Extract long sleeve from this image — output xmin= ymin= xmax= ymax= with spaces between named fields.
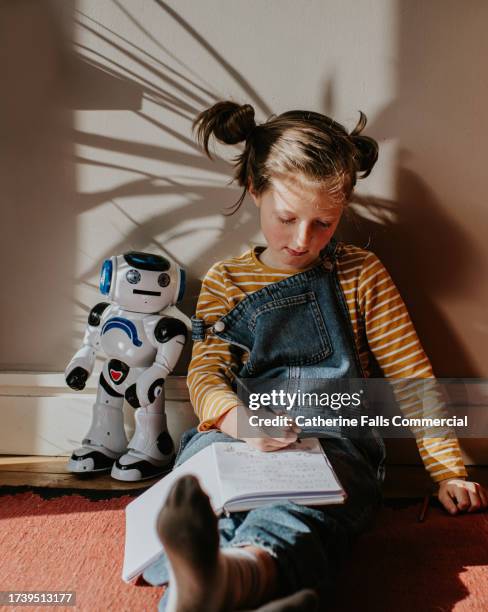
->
xmin=187 ymin=263 xmax=244 ymax=431
xmin=356 ymin=251 xmax=467 ymax=483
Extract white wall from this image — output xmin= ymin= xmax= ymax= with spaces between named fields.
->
xmin=1 ymin=0 xmax=487 ymax=379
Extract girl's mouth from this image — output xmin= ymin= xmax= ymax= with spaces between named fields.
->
xmin=285 ymin=247 xmax=308 ymax=257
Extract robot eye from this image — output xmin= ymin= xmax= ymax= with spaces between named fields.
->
xmin=126 ymin=269 xmax=141 ymax=284
xmin=158 ymin=273 xmax=170 ymax=287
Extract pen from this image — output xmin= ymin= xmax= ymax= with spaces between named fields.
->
xmin=417 ymin=494 xmax=430 ymax=522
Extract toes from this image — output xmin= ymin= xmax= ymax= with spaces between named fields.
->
xmin=168 ymin=474 xmax=198 ymax=505
xmin=167 ymin=474 xmax=210 ymax=507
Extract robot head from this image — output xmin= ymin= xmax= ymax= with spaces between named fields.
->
xmin=99 ymin=251 xmax=185 ymax=313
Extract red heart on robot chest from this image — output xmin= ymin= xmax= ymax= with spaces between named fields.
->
xmin=110 ymin=369 xmax=123 ymax=382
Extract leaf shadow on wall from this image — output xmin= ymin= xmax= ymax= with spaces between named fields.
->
xmin=69 ymin=2 xmax=269 ymax=370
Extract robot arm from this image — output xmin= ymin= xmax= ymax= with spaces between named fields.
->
xmin=65 ymin=302 xmax=110 ymax=390
xmin=135 ymin=317 xmax=188 ymax=407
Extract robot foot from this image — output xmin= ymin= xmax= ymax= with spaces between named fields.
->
xmin=67 ymin=447 xmax=117 ymax=474
xmin=111 ymin=451 xmax=175 ymax=482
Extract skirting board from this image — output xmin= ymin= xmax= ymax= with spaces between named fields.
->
xmin=0 ymin=372 xmax=198 ymax=456
xmin=0 ymin=372 xmax=486 ymax=464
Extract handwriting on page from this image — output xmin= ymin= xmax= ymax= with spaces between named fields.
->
xmin=216 ymin=441 xmax=339 ymax=500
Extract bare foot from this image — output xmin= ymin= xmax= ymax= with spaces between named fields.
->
xmin=157 ymin=475 xmax=223 ymax=612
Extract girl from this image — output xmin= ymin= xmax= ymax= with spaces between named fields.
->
xmin=143 ymin=102 xmax=488 ymax=612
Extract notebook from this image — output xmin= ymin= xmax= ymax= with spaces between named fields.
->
xmin=122 ymin=438 xmax=345 ymax=582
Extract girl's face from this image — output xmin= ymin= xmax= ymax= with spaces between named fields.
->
xmin=249 ymin=177 xmax=344 ymax=270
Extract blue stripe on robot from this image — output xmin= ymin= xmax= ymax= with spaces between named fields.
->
xmin=102 ymin=317 xmax=143 ymax=347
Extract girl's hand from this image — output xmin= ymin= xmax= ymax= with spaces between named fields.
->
xmin=438 ymin=479 xmax=488 ymax=515
xmin=242 ymin=422 xmax=301 ymax=452
xmin=216 ymin=406 xmax=301 ymax=452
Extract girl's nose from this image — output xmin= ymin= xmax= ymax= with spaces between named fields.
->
xmin=295 ymin=223 xmax=312 ymax=248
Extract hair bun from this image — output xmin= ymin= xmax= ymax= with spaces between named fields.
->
xmin=193 ymin=101 xmax=256 ymax=157
xmin=350 ymin=111 xmax=379 ymax=179
xmin=214 ymin=102 xmax=256 ymax=144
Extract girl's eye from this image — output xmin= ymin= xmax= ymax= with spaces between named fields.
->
xmin=279 ymin=218 xmax=295 ymax=225
xmin=316 ymin=220 xmax=331 ymax=228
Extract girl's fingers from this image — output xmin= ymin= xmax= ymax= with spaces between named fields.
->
xmin=245 ymin=438 xmax=276 ymax=452
xmin=451 ymin=486 xmax=470 ymax=512
xmin=260 ymin=432 xmax=298 ymax=450
xmin=274 ymin=429 xmax=298 ymax=443
xmin=478 ymin=485 xmax=488 ymax=508
xmin=457 ymin=482 xmax=482 ymax=513
xmin=467 ymin=483 xmax=482 ymax=512
xmin=263 ymin=440 xmax=294 ymax=451
xmin=244 ymin=423 xmax=300 ymax=451
xmin=439 ymin=489 xmax=458 ymax=515
xmin=439 ymin=481 xmax=488 ymax=514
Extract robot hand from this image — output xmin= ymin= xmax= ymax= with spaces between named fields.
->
xmin=135 ymin=363 xmax=169 ymax=408
xmin=66 ymin=367 xmax=89 ymax=391
xmin=65 ymin=345 xmax=97 ymax=391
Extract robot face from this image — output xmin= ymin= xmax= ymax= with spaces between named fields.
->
xmin=100 ymin=252 xmax=185 ymax=313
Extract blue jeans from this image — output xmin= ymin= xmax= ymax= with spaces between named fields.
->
xmin=143 ymin=427 xmax=385 ymax=610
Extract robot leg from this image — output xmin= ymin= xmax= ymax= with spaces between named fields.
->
xmin=111 ymin=392 xmax=174 ymax=481
xmin=68 ymin=375 xmax=128 ymax=474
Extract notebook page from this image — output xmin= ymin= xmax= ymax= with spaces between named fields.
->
xmin=225 ymin=493 xmax=346 ymax=513
xmin=215 ymin=439 xmax=343 ymax=504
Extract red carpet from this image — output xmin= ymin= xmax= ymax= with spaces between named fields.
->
xmin=331 ymin=501 xmax=488 ymax=612
xmin=0 ymin=491 xmax=163 ymax=611
xmin=0 ymin=492 xmax=487 ymax=611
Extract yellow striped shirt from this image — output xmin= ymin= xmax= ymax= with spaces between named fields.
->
xmin=187 ymin=243 xmax=467 ymax=483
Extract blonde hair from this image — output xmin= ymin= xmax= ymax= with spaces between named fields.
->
xmin=194 ymin=101 xmax=378 ymax=213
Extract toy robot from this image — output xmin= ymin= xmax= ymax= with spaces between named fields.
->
xmin=65 ymin=251 xmax=187 ymax=481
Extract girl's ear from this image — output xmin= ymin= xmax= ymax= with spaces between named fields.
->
xmin=248 ymin=182 xmax=260 ymax=208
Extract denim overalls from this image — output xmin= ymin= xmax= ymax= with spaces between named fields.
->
xmin=144 ymin=241 xmax=386 ymax=607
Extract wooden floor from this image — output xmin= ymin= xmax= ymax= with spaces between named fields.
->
xmin=0 ymin=456 xmax=148 ymax=491
xmin=1 ymin=456 xmax=487 ymax=497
